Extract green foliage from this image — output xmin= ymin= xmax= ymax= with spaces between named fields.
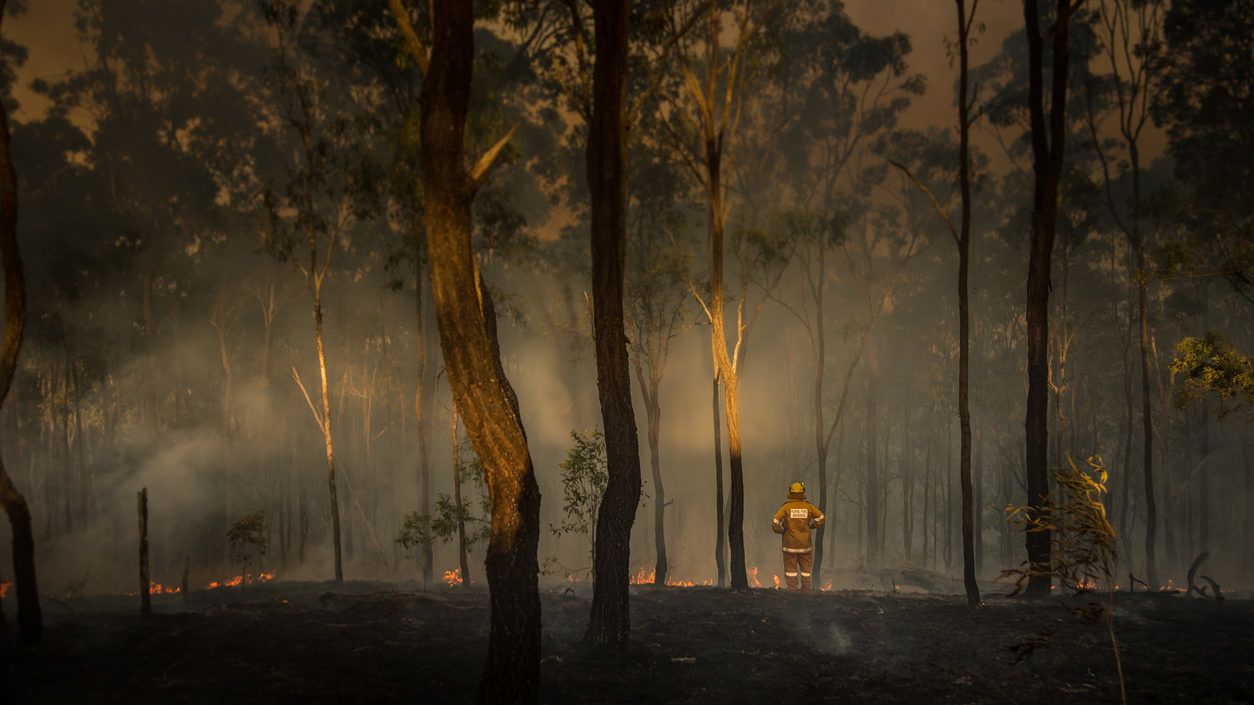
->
xmin=1171 ymin=333 xmax=1254 ymax=419
xmin=1002 ymin=456 xmax=1117 ymax=595
xmin=227 ymin=511 xmax=268 ymax=570
xmin=400 ymin=441 xmax=492 ymax=554
xmin=549 ymin=430 xmax=608 ymax=568
xmin=395 ymin=511 xmax=432 ymax=552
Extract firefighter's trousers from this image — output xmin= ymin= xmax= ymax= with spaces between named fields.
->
xmin=782 ymin=549 xmax=813 ymax=590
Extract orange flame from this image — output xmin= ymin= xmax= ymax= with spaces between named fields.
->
xmin=772 ymin=574 xmax=781 ymax=590
xmin=625 ymin=567 xmax=712 ymax=587
xmin=0 ymin=580 xmax=11 ymax=599
xmin=821 ymin=580 xmax=832 ymax=592
xmin=748 ymin=566 xmax=762 ymax=588
xmin=206 ymin=571 xmax=276 ymax=590
xmin=443 ymin=569 xmax=463 ymax=588
xmin=630 ymin=567 xmax=656 ymax=585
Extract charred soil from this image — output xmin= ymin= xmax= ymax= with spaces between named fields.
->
xmin=7 ymin=581 xmax=1252 ymax=704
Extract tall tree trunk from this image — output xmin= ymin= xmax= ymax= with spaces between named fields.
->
xmin=1135 ymin=251 xmax=1157 ymax=584
xmin=585 ymin=0 xmax=642 ymax=649
xmin=138 ymin=487 xmax=151 ymax=617
xmin=451 ymin=406 xmax=470 ymax=586
xmin=1022 ymin=0 xmax=1077 ymax=597
xmin=0 ymin=11 xmax=42 ymax=638
xmin=416 ymin=0 xmax=541 ymax=699
xmin=313 ymin=284 xmax=343 ymax=584
xmin=956 ymin=0 xmax=981 ymax=606
xmin=646 ymin=387 xmax=667 ymax=586
xmin=865 ymin=338 xmax=879 ymax=569
xmin=812 ymin=247 xmax=830 ymax=584
xmin=414 ymin=256 xmax=435 ymax=588
xmin=712 ymin=371 xmax=726 ymax=586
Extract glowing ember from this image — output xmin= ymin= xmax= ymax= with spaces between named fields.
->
xmin=0 ymin=580 xmax=11 ymax=599
xmin=443 ymin=569 xmax=463 ymax=588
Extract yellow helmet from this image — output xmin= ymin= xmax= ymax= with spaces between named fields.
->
xmin=789 ymin=482 xmax=805 ymax=495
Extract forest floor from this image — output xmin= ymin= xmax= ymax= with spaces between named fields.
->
xmin=6 ymin=576 xmax=1252 ymax=704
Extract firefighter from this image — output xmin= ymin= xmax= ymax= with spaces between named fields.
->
xmin=771 ymin=482 xmax=825 ymax=590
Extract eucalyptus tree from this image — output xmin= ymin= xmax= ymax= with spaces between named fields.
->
xmin=0 ymin=0 xmax=41 ymax=645
xmin=390 ymin=0 xmax=541 ymax=700
xmin=1020 ymin=0 xmax=1086 ymax=595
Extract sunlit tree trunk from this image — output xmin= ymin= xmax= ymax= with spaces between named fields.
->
xmin=0 ymin=2 xmax=42 ymax=640
xmin=403 ymin=0 xmax=541 ymax=698
xmin=310 ymin=264 xmax=343 ymax=584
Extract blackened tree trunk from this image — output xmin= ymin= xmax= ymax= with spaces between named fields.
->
xmin=1022 ymin=0 xmax=1078 ymax=597
xmin=585 ymin=0 xmax=642 ymax=651
xmin=402 ymin=0 xmax=541 ymax=700
xmin=138 ymin=487 xmax=151 ymax=617
xmin=0 ymin=8 xmax=42 ymax=638
xmin=415 ymin=256 xmax=435 ymax=588
xmin=956 ymin=0 xmax=981 ymax=607
xmin=451 ymin=406 xmax=470 ymax=586
xmin=712 ymin=372 xmax=726 ymax=586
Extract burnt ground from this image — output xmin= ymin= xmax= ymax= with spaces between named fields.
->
xmin=5 ymin=579 xmax=1252 ymax=704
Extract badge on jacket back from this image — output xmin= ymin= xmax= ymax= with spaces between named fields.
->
xmin=790 ymin=508 xmax=808 ymax=519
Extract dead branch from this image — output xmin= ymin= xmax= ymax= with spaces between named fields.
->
xmin=1186 ymin=550 xmax=1209 ymax=598
xmin=1200 ymin=576 xmax=1225 ymax=603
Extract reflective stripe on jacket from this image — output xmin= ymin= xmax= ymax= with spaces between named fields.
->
xmin=771 ymin=497 xmax=824 ymax=552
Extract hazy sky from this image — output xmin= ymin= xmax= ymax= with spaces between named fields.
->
xmin=7 ymin=1 xmax=1018 ymax=122
xmin=6 ymin=1 xmax=1164 ymax=168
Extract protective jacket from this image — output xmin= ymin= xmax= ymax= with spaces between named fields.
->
xmin=771 ymin=493 xmax=825 ymax=553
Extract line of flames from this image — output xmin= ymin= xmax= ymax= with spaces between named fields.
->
xmin=122 ymin=571 xmax=276 ymax=596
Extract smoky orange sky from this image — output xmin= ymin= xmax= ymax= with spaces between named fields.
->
xmin=6 ymin=0 xmax=1164 ymax=166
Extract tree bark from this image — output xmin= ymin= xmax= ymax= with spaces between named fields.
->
xmin=451 ymin=405 xmax=470 ymax=586
xmin=956 ymin=0 xmax=981 ymax=607
xmin=415 ymin=255 xmax=435 ymax=589
xmin=419 ymin=1 xmax=541 ymax=700
xmin=585 ymin=0 xmax=642 ymax=650
xmin=0 ymin=13 xmax=42 ymax=638
xmin=712 ymin=372 xmax=726 ymax=587
xmin=138 ymin=487 xmax=151 ymax=617
xmin=1022 ymin=0 xmax=1077 ymax=597
xmin=313 ymin=284 xmax=344 ymax=584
